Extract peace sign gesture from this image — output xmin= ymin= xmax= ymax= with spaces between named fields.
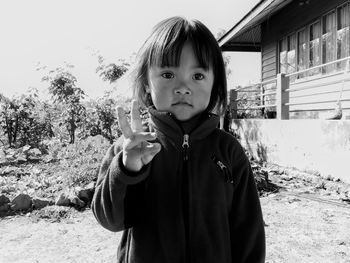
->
xmin=117 ymin=100 xmax=161 ymax=172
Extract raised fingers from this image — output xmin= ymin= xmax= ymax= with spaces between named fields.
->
xmin=131 ymin=100 xmax=143 ymax=132
xmin=117 ymin=106 xmax=133 ymax=138
xmin=123 ymin=132 xmax=157 ymax=150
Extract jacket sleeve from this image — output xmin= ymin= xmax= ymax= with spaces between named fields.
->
xmin=91 ymin=136 xmax=151 ymax=232
xmin=230 ymin=144 xmax=266 ymax=263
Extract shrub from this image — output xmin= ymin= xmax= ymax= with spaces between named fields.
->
xmin=50 ymin=135 xmax=111 ymax=187
xmin=0 ymin=92 xmax=54 ymax=148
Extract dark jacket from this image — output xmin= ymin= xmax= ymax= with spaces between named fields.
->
xmin=92 ymin=108 xmax=265 ymax=263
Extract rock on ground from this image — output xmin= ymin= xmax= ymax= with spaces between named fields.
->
xmin=11 ymin=194 xmax=32 ymax=211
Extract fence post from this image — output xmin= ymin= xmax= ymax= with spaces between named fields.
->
xmin=260 ymin=83 xmax=265 ymax=110
xmin=229 ymin=89 xmax=238 ymax=119
xmin=276 ymin=73 xmax=290 ymax=120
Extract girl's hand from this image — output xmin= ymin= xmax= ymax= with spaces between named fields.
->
xmin=117 ymin=100 xmax=161 ymax=172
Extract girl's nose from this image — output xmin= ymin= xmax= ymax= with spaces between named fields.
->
xmin=174 ymin=82 xmax=191 ymax=95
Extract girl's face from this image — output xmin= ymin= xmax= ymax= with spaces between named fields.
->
xmin=146 ymin=42 xmax=214 ymax=121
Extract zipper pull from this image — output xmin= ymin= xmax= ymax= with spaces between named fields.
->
xmin=211 ymin=155 xmax=233 ymax=183
xmin=182 ymin=134 xmax=189 ymax=161
xmin=216 ymin=160 xmax=226 ymax=170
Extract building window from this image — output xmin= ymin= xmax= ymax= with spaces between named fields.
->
xmin=337 ymin=3 xmax=350 ymax=70
xmin=287 ymin=34 xmax=296 ymax=78
xmin=322 ymin=11 xmax=336 ymax=73
xmin=279 ymin=38 xmax=288 ymax=74
xmin=309 ymin=20 xmax=321 ymax=76
xmin=297 ymin=28 xmax=307 ymax=78
xmin=279 ymin=34 xmax=296 ymax=78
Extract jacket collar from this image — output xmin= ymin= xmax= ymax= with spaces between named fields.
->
xmin=148 ymin=107 xmax=220 ymax=146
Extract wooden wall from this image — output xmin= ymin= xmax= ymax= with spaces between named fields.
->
xmin=288 ymin=72 xmax=350 ymax=119
xmin=261 ymin=42 xmax=276 ymax=81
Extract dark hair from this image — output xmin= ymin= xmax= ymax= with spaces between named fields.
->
xmin=131 ymin=16 xmax=227 ymax=115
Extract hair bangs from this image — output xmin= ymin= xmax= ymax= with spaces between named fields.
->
xmin=147 ymin=17 xmax=213 ymax=69
xmin=190 ymin=37 xmax=213 ymax=70
xmin=148 ymin=39 xmax=186 ymax=68
xmin=147 ymin=36 xmax=213 ymax=70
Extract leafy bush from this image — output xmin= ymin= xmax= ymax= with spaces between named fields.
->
xmin=95 ymin=55 xmax=129 ymax=84
xmin=0 ymin=92 xmax=54 ymax=148
xmin=0 ymin=135 xmax=111 ymax=202
xmin=50 ymin=135 xmax=111 ymax=187
xmin=46 ymin=71 xmax=86 ymax=144
xmin=236 ymin=86 xmax=264 ymax=119
xmin=84 ymin=94 xmax=119 ymax=144
xmin=97 ymin=63 xmax=129 ymax=83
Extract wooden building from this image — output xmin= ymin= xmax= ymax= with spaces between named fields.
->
xmin=219 ymin=0 xmax=350 ymax=119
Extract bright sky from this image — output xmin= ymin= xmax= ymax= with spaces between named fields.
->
xmin=0 ymin=0 xmax=261 ymax=100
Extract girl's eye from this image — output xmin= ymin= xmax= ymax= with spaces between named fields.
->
xmin=193 ymin=73 xmax=205 ymax=80
xmin=161 ymin=72 xmax=174 ymax=79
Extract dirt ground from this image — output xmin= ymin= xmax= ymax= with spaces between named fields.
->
xmin=1 ymin=170 xmax=350 ymax=263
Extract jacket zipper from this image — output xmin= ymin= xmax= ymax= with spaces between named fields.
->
xmin=182 ymin=134 xmax=189 ymax=161
xmin=182 ymin=133 xmax=190 ymax=262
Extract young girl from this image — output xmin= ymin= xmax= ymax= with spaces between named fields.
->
xmin=92 ymin=16 xmax=265 ymax=263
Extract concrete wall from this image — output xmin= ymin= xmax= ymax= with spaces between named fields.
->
xmin=232 ymin=119 xmax=350 ymax=183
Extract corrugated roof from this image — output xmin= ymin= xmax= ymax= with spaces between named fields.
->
xmin=219 ymin=0 xmax=293 ymax=52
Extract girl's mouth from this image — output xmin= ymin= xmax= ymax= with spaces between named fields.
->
xmin=172 ymin=101 xmax=192 ymax=107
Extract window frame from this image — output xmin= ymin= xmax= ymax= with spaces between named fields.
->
xmin=296 ymin=27 xmax=308 ymax=79
xmin=336 ymin=2 xmax=350 ymax=69
xmin=278 ymin=32 xmax=297 ymax=75
xmin=321 ymin=10 xmax=337 ymax=73
xmin=308 ymin=19 xmax=321 ymax=76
